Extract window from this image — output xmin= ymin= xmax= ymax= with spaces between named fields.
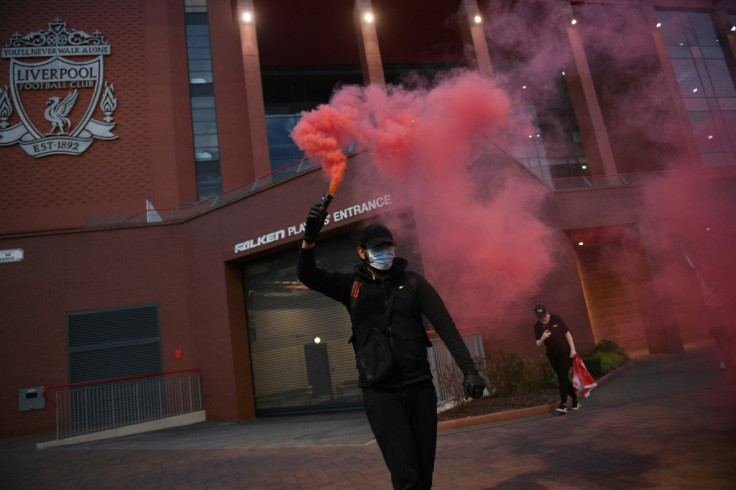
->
xmin=657 ymin=10 xmax=736 ymax=167
xmin=185 ymin=3 xmax=222 ymax=199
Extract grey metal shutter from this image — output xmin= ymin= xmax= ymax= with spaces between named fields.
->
xmin=243 ymin=234 xmax=362 ymax=415
xmin=67 ymin=304 xmax=162 ymax=383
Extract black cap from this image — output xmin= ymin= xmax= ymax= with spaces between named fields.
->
xmin=534 ymin=304 xmax=547 ymax=319
xmin=359 ymin=224 xmax=395 ymax=249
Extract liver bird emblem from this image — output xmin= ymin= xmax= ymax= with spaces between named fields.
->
xmin=44 ymin=90 xmax=78 ymax=135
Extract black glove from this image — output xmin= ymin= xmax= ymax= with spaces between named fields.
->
xmin=303 ymin=203 xmax=326 ymax=244
xmin=463 ymin=371 xmax=485 ymax=400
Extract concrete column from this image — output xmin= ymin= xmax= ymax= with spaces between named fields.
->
xmin=457 ymin=0 xmax=494 ymax=79
xmin=564 ymin=23 xmax=619 ymax=185
xmin=235 ymin=0 xmax=271 ymax=178
xmin=635 ymin=220 xmax=684 ymax=354
xmin=354 ymin=0 xmax=385 ymax=86
xmin=458 ymin=0 xmax=512 ymax=157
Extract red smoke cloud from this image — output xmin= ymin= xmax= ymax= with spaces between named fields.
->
xmin=643 ymin=168 xmax=736 ymax=317
xmin=292 ymin=71 xmax=558 ymax=321
xmin=290 ymin=103 xmax=358 ymax=194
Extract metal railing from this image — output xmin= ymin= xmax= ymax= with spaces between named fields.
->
xmin=41 ymin=369 xmax=202 ymax=441
xmin=428 ymin=328 xmax=485 ymax=404
xmin=83 ymin=142 xmax=736 ymax=229
xmin=83 ymin=156 xmax=322 ymax=229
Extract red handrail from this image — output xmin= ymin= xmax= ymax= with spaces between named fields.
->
xmin=41 ymin=368 xmax=201 ymax=406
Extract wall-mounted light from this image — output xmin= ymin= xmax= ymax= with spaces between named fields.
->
xmin=571 ymin=19 xmax=577 ymax=26
xmin=656 ymin=22 xmax=662 ymax=28
xmin=241 ymin=11 xmax=253 ymax=23
xmin=314 ymin=336 xmax=321 ymax=344
xmin=474 ymin=15 xmax=482 ymax=24
xmin=363 ymin=11 xmax=374 ymax=24
xmin=578 ymin=241 xmax=584 ymax=246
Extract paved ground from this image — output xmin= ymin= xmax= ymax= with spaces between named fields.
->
xmin=1 ymin=346 xmax=735 ymax=489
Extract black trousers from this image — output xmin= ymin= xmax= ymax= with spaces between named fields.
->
xmin=362 ymin=379 xmax=437 ymax=490
xmin=549 ymin=354 xmax=578 ymax=405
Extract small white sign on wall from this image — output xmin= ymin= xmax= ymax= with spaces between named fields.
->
xmin=0 ymin=248 xmax=24 ymax=263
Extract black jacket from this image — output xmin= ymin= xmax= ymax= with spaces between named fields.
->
xmin=298 ymin=246 xmax=477 ymax=388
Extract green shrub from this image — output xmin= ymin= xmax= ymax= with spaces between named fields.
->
xmin=580 ymin=354 xmax=603 ymax=378
xmin=590 ymin=339 xmax=624 ymax=354
xmin=485 ymin=350 xmax=554 ymax=395
xmin=582 ymin=339 xmax=629 ymax=378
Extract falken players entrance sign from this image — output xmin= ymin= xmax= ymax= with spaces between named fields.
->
xmin=0 ymin=18 xmax=118 ymax=157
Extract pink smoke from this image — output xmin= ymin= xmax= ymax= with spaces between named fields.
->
xmin=292 ymin=71 xmax=558 ymax=321
xmin=643 ymin=168 xmax=736 ymax=314
xmin=290 ymin=103 xmax=358 ymax=194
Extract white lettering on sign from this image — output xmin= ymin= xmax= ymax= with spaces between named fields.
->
xmin=233 ymin=194 xmax=392 ymax=254
xmin=233 ymin=229 xmax=286 ymax=253
xmin=0 ymin=19 xmax=117 ymax=158
xmin=332 ymin=194 xmax=392 ymax=222
xmin=0 ymin=248 xmax=24 ymax=263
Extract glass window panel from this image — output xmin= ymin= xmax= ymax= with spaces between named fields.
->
xmin=188 ymin=59 xmax=212 ymax=72
xmin=185 ymin=12 xmax=208 ymax=24
xmin=659 ymin=9 xmax=735 ymax=168
xmin=187 ymin=48 xmax=211 ymax=60
xmin=683 ymin=14 xmax=699 ymax=45
xmin=194 ymin=134 xmax=219 ymax=148
xmin=684 ymin=98 xmax=710 ymax=111
xmin=657 ymin=11 xmax=686 ymax=45
xmin=189 ymin=72 xmax=213 ymax=84
xmin=186 ymin=24 xmax=209 ymax=36
xmin=700 ymin=47 xmax=724 ymax=59
xmin=718 ymin=98 xmax=736 ymax=110
xmin=197 ymin=178 xmax=222 ymax=201
xmin=266 ymin=114 xmax=300 ymax=144
xmin=184 ymin=0 xmax=207 ymax=14
xmin=192 ymin=108 xmax=216 ymax=121
xmin=667 ymin=46 xmax=691 ymax=59
xmin=195 ymin=147 xmax=219 ymax=161
xmin=690 ymin=12 xmax=718 ymax=46
xmin=186 ymin=35 xmax=210 ymax=48
xmin=706 ymin=60 xmax=736 ymax=97
xmin=694 ymin=59 xmax=715 ymax=97
xmin=193 ymin=121 xmax=218 ymax=135
xmin=191 ymin=96 xmax=215 ymax=109
xmin=688 ymin=112 xmax=720 ymax=152
xmin=671 ymin=58 xmax=703 ymax=97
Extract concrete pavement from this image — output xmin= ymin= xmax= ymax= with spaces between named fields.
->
xmin=1 ymin=345 xmax=735 ymax=489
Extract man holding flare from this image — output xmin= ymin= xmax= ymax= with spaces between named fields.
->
xmin=297 ymin=195 xmax=486 ymax=490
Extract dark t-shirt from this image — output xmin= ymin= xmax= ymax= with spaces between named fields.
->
xmin=534 ymin=313 xmax=570 ymax=358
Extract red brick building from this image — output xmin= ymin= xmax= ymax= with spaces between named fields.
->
xmin=1 ymin=0 xmax=734 ymax=438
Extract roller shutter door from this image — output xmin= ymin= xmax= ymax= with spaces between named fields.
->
xmin=244 ymin=235 xmax=362 ymax=415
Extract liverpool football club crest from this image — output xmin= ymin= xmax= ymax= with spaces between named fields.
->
xmin=0 ymin=18 xmax=118 ymax=157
